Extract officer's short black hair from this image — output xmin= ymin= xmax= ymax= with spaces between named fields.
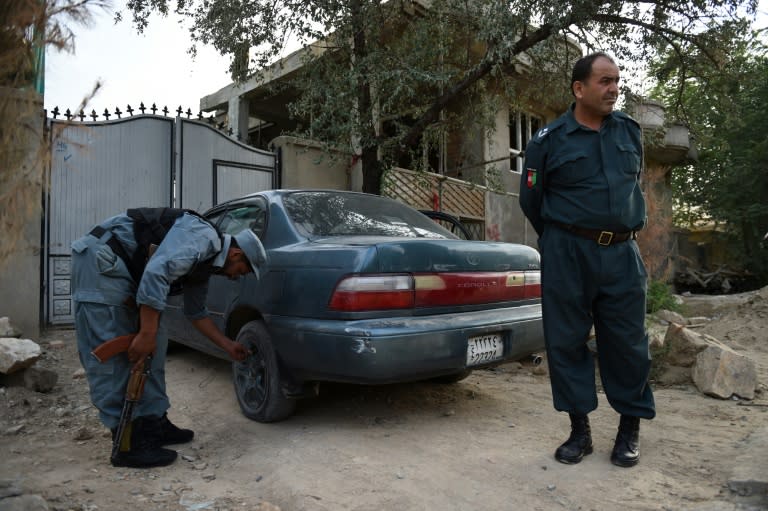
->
xmin=570 ymin=52 xmax=615 ymax=96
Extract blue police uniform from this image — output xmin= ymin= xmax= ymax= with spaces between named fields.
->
xmin=519 ymin=105 xmax=655 ymax=420
xmin=71 ymin=213 xmax=230 ymax=429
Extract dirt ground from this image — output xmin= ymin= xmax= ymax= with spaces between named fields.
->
xmin=2 ymin=290 xmax=767 ymax=511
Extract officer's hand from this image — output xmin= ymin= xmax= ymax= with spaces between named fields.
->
xmin=226 ymin=340 xmax=250 ymax=362
xmin=128 ymin=331 xmax=157 ymax=366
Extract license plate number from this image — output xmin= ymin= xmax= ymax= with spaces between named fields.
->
xmin=466 ymin=334 xmax=503 ymax=366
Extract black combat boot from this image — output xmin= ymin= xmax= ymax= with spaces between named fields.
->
xmin=155 ymin=413 xmax=194 ymax=445
xmin=555 ymin=413 xmax=593 ymax=464
xmin=610 ymin=415 xmax=640 ymax=467
xmin=110 ymin=416 xmax=178 ymax=468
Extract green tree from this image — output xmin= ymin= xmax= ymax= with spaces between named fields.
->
xmin=123 ymin=0 xmax=760 ymax=195
xmin=650 ymin=30 xmax=768 ymax=283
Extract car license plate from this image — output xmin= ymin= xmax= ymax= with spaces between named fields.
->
xmin=466 ymin=334 xmax=503 ymax=366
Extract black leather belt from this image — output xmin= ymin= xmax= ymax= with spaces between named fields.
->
xmin=554 ymin=222 xmax=637 ymax=246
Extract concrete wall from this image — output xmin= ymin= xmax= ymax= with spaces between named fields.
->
xmin=270 ymin=136 xmax=352 ymax=190
xmin=0 ymin=89 xmax=43 ymax=338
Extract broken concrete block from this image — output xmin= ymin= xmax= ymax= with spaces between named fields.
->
xmin=692 ymin=344 xmax=758 ymax=399
xmin=0 ymin=338 xmax=41 ymax=374
xmin=662 ymin=324 xmax=712 ymax=367
xmin=655 ymin=309 xmax=687 ymax=325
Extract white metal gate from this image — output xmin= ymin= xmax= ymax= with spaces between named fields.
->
xmin=45 ymin=115 xmax=276 ymax=325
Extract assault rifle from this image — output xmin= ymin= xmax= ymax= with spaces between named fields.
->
xmin=91 ymin=334 xmax=150 ymax=464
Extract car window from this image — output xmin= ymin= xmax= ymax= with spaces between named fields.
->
xmin=282 ymin=191 xmax=457 ymax=239
xmin=217 ymin=200 xmax=268 ymax=238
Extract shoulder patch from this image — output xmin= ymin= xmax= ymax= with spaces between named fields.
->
xmin=532 ymin=117 xmax=566 ymax=143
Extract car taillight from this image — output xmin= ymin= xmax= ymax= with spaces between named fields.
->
xmin=329 ymin=275 xmax=414 ymax=311
xmin=329 ymin=271 xmax=541 ymax=311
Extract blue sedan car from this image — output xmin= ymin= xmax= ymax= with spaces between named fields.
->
xmin=165 ymin=190 xmax=544 ymax=422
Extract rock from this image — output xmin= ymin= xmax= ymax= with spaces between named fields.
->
xmin=692 ymin=345 xmax=758 ymax=399
xmin=0 ymin=338 xmax=41 ymax=374
xmin=662 ymin=324 xmax=712 ymax=367
xmin=727 ymin=425 xmax=768 ymax=498
xmin=46 ymin=340 xmax=65 ymax=350
xmin=648 ymin=324 xmax=667 ymax=351
xmin=679 ymin=290 xmax=759 ymax=317
xmin=0 ymin=479 xmax=22 ymax=499
xmin=72 ymin=368 xmax=85 ymax=379
xmin=0 ymin=317 xmax=20 ymax=337
xmin=0 ymin=494 xmax=49 ymax=511
xmin=23 ymin=366 xmax=58 ymax=393
xmin=73 ymin=427 xmax=94 ymax=441
xmin=5 ymin=424 xmax=24 ymax=435
xmin=655 ymin=309 xmax=687 ymax=325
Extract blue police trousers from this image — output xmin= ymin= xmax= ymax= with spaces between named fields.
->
xmin=540 ymin=226 xmax=655 ymax=419
xmin=71 ymin=232 xmax=170 ymax=429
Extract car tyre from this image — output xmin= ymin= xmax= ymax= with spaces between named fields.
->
xmin=232 ymin=320 xmax=296 ymax=422
xmin=430 ymin=369 xmax=473 ymax=383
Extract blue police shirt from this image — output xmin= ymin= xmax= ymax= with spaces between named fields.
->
xmin=519 ymin=104 xmax=646 ymax=236
xmin=94 ymin=212 xmax=228 ymax=319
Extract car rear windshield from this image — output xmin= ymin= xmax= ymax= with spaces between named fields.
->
xmin=282 ymin=191 xmax=457 ymax=239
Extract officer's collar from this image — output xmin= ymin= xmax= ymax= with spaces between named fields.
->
xmin=566 ymin=103 xmax=618 ymax=133
xmin=211 ymin=234 xmax=232 ymax=269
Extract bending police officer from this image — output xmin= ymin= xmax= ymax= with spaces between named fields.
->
xmin=71 ymin=208 xmax=266 ymax=468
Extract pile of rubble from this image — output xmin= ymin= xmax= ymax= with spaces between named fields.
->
xmin=648 ymin=287 xmax=765 ymax=400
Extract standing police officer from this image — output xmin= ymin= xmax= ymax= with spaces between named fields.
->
xmin=519 ymin=52 xmax=655 ymax=467
xmin=72 ymin=208 xmax=266 ymax=468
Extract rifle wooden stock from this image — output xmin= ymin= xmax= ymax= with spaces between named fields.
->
xmin=91 ymin=334 xmax=136 ymax=363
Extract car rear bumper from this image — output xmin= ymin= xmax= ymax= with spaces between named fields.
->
xmin=265 ymin=304 xmax=544 ymax=384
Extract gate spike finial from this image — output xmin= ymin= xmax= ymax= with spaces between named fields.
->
xmin=64 ymin=109 xmax=72 ymax=120
xmin=103 ymin=108 xmax=111 ymax=120
xmin=186 ymin=108 xmax=193 ymax=118
xmin=90 ymin=109 xmax=98 ymax=121
xmin=126 ymin=104 xmax=134 ymax=116
xmin=78 ymin=110 xmax=86 ymax=121
xmin=197 ymin=111 xmax=203 ymax=120
xmin=52 ymin=106 xmax=60 ymax=119
xmin=162 ymin=106 xmax=169 ymax=116
xmin=176 ymin=106 xmax=183 ymax=116
xmin=151 ymin=103 xmax=157 ymax=114
xmin=139 ymin=102 xmax=146 ymax=114
xmin=115 ymin=107 xmax=122 ymax=118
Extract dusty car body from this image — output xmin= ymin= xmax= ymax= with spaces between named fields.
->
xmin=164 ymin=190 xmax=544 ymax=422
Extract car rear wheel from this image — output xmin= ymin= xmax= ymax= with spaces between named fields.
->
xmin=232 ymin=320 xmax=296 ymax=422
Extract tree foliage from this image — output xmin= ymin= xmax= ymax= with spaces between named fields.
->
xmin=122 ymin=0 xmax=760 ymax=194
xmin=650 ymin=30 xmax=768 ymax=282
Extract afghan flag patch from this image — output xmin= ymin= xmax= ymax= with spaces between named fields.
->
xmin=526 ymin=168 xmax=537 ymax=189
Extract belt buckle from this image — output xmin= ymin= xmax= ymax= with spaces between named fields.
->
xmin=598 ymin=231 xmax=614 ymax=246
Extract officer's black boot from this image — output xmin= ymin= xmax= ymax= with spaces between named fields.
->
xmin=610 ymin=415 xmax=640 ymax=467
xmin=110 ymin=416 xmax=178 ymax=468
xmin=554 ymin=413 xmax=593 ymax=464
xmin=154 ymin=413 xmax=194 ymax=445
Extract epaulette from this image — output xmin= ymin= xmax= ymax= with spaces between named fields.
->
xmin=614 ymin=110 xmax=640 ymax=128
xmin=531 ymin=117 xmax=566 ymax=144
